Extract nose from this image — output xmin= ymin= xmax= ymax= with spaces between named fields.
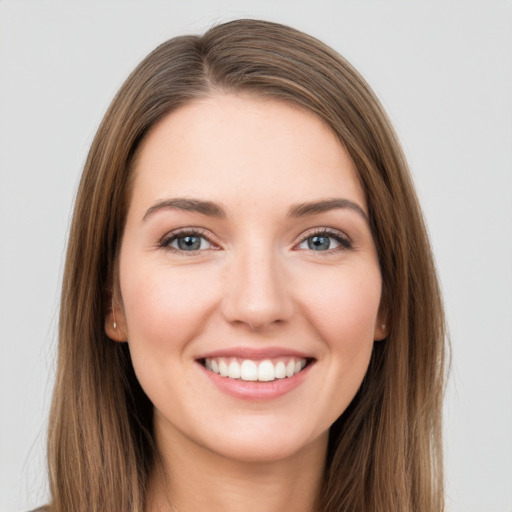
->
xmin=220 ymin=248 xmax=294 ymax=331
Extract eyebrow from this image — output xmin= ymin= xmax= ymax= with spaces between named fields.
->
xmin=142 ymin=197 xmax=368 ymax=222
xmin=143 ymin=198 xmax=226 ymax=221
xmin=287 ymin=198 xmax=368 ymax=222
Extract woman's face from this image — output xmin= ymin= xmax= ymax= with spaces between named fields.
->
xmin=108 ymin=94 xmax=386 ymax=463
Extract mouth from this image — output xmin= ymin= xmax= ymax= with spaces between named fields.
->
xmin=199 ymin=356 xmax=314 ymax=382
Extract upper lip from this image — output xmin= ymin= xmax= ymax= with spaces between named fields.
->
xmin=195 ymin=346 xmax=314 ymax=360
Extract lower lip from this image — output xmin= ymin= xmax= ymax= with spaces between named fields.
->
xmin=199 ymin=362 xmax=312 ymax=400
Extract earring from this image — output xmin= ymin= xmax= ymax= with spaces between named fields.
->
xmin=112 ymin=297 xmax=117 ymax=329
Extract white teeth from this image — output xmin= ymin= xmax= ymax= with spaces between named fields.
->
xmin=228 ymin=360 xmax=241 ymax=379
xmin=204 ymin=356 xmax=308 ymax=382
xmin=219 ymin=359 xmax=229 ymax=377
xmin=275 ymin=361 xmax=286 ymax=379
xmin=258 ymin=360 xmax=275 ymax=382
xmin=285 ymin=360 xmax=295 ymax=378
xmin=240 ymin=360 xmax=258 ymax=381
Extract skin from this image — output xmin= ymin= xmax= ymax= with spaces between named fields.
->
xmin=106 ymin=94 xmax=387 ymax=512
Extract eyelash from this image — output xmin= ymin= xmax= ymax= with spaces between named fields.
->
xmin=158 ymin=228 xmax=353 ymax=254
xmin=297 ymin=228 xmax=353 ymax=253
xmin=158 ymin=228 xmax=217 ymax=254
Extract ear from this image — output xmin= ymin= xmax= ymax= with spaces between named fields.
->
xmin=105 ymin=293 xmax=128 ymax=342
xmin=374 ymin=309 xmax=390 ymax=341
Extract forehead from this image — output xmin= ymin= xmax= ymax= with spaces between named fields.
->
xmin=130 ymin=93 xmax=366 ymax=212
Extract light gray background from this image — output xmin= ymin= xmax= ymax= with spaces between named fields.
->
xmin=1 ymin=1 xmax=511 ymax=511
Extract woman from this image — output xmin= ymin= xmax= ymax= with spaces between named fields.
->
xmin=44 ymin=19 xmax=446 ymax=512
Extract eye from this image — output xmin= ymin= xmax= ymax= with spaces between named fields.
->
xmin=171 ymin=234 xmax=210 ymax=251
xmin=297 ymin=230 xmax=352 ymax=252
xmin=160 ymin=229 xmax=216 ymax=253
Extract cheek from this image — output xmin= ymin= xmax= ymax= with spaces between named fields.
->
xmin=297 ymin=262 xmax=381 ymax=397
xmin=301 ymin=264 xmax=382 ymax=340
xmin=289 ymin=262 xmax=382 ymax=429
xmin=119 ymin=263 xmax=221 ymax=409
xmin=120 ymin=263 xmax=219 ymax=352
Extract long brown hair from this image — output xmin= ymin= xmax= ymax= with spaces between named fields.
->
xmin=47 ymin=19 xmax=446 ymax=512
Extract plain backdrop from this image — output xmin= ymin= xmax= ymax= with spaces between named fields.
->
xmin=1 ymin=1 xmax=511 ymax=511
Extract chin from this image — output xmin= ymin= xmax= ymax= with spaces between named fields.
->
xmin=198 ymin=422 xmax=329 ymax=464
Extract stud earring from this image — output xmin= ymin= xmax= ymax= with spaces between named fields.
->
xmin=112 ymin=298 xmax=117 ymax=329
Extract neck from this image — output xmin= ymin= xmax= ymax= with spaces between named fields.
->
xmin=147 ymin=423 xmax=327 ymax=512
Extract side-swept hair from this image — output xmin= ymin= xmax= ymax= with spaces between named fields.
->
xmin=47 ymin=19 xmax=446 ymax=512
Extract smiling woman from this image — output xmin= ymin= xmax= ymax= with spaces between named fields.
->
xmin=109 ymin=94 xmax=385 ymax=475
xmin=42 ymin=19 xmax=446 ymax=512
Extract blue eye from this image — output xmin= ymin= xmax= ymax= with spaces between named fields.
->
xmin=297 ymin=230 xmax=351 ymax=252
xmin=162 ymin=231 xmax=213 ymax=252
xmin=307 ymin=234 xmax=337 ymax=251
